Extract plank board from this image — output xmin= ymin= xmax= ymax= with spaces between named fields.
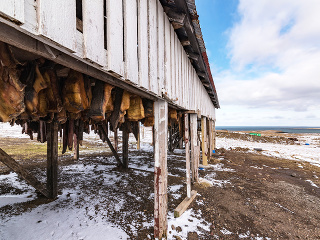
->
xmin=124 ymin=0 xmax=138 ymax=84
xmin=164 ymin=15 xmax=171 ymax=98
xmin=137 ymin=0 xmax=149 ymax=89
xmin=174 ymin=190 xmax=197 ymax=218
xmin=38 ymin=0 xmax=76 ymax=52
xmin=106 ymin=0 xmax=124 ymax=76
xmin=154 ymin=100 xmax=168 ymax=239
xmin=83 ymin=0 xmax=106 ymax=66
xmin=170 ymin=26 xmax=176 ymax=100
xmin=157 ymin=2 xmax=165 ymax=95
xmin=190 ymin=113 xmax=199 ymax=182
xmin=0 ymin=0 xmax=24 ymax=24
xmin=148 ymin=0 xmax=158 ymax=94
xmin=21 ymin=0 xmax=37 ymax=33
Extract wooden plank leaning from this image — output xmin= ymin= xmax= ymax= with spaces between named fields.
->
xmin=0 ymin=148 xmax=50 ymax=198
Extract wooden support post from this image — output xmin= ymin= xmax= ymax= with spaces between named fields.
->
xmin=201 ymin=116 xmax=208 ymax=166
xmin=184 ymin=114 xmax=191 ymax=198
xmin=154 ymin=100 xmax=168 ymax=239
xmin=47 ymin=120 xmax=59 ymax=199
xmin=73 ymin=133 xmax=79 ymax=160
xmin=208 ymin=119 xmax=213 ymax=158
xmin=0 ymin=148 xmax=49 ymax=198
xmin=114 ymin=129 xmax=118 ymax=152
xmin=190 ymin=113 xmax=199 ymax=183
xmin=122 ymin=126 xmax=129 ymax=169
xmin=99 ymin=125 xmax=123 ymax=167
xmin=137 ymin=123 xmax=140 ymax=150
xmin=213 ymin=120 xmax=216 ymax=149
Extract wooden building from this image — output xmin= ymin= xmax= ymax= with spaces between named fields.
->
xmin=0 ymin=0 xmax=219 ymax=238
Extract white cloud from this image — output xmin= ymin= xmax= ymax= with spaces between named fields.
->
xmin=216 ymin=0 xmax=320 ymax=126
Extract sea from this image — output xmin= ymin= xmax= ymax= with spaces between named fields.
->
xmin=216 ymin=126 xmax=320 ymax=134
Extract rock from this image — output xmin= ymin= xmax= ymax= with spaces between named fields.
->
xmin=176 ymin=226 xmax=182 ymax=233
xmin=171 ymin=225 xmax=176 ymax=230
xmin=173 ymin=235 xmax=182 ymax=240
xmin=187 ymin=232 xmax=198 ymax=240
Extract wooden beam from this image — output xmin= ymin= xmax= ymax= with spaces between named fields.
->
xmin=154 ymin=100 xmax=168 ymax=239
xmin=114 ymin=129 xmax=118 ymax=152
xmin=163 ymin=6 xmax=186 ymax=29
xmin=213 ymin=120 xmax=216 ymax=149
xmin=47 ymin=120 xmax=59 ymax=199
xmin=0 ymin=20 xmax=158 ymax=102
xmin=137 ymin=123 xmax=140 ymax=150
xmin=201 ymin=116 xmax=208 ymax=166
xmin=99 ymin=125 xmax=123 ymax=167
xmin=174 ymin=190 xmax=197 ymax=218
xmin=187 ymin=51 xmax=199 ymax=61
xmin=73 ymin=133 xmax=79 ymax=160
xmin=122 ymin=124 xmax=129 ymax=169
xmin=190 ymin=113 xmax=199 ymax=182
xmin=184 ymin=114 xmax=191 ymax=198
xmin=208 ymin=119 xmax=212 ymax=158
xmin=0 ymin=148 xmax=49 ymax=198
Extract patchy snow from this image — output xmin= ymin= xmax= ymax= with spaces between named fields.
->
xmin=217 ymin=134 xmax=320 ymax=167
xmin=0 ymin=193 xmax=37 ymax=208
xmin=167 ymin=209 xmax=210 ymax=239
xmin=306 ymin=180 xmax=319 ymax=188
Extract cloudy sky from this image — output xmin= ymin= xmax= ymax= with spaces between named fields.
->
xmin=196 ymin=0 xmax=320 ymax=126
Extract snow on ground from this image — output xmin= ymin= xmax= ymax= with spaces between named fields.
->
xmin=1 ymin=124 xmax=318 ymax=239
xmin=216 ymin=134 xmax=320 ymax=167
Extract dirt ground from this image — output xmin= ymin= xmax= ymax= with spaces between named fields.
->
xmin=1 ymin=132 xmax=320 ymax=239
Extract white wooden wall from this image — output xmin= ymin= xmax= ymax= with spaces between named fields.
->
xmin=1 ymin=0 xmax=216 ymax=119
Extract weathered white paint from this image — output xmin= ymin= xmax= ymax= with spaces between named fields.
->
xmin=83 ymin=0 xmax=106 ymax=66
xmin=0 ymin=0 xmax=24 ymax=24
xmin=190 ymin=113 xmax=199 ymax=182
xmin=184 ymin=113 xmax=191 ymax=198
xmin=137 ymin=0 xmax=149 ymax=89
xmin=124 ymin=0 xmax=138 ymax=84
xmin=154 ymin=99 xmax=168 ymax=238
xmin=21 ymin=0 xmax=36 ymax=33
xmin=157 ymin=3 xmax=165 ymax=95
xmin=0 ymin=0 xmax=217 ymax=119
xmin=164 ymin=16 xmax=171 ymax=98
xmin=148 ymin=0 xmax=158 ymax=94
xmin=106 ymin=0 xmax=124 ymax=76
xmin=38 ymin=0 xmax=76 ymax=52
xmin=170 ymin=26 xmax=176 ymax=100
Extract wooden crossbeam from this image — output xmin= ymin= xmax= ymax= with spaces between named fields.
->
xmin=0 ymin=148 xmax=50 ymax=198
xmin=99 ymin=125 xmax=123 ymax=167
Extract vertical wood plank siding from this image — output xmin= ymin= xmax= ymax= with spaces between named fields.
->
xmin=2 ymin=0 xmax=216 ymax=119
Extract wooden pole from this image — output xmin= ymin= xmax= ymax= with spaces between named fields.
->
xmin=99 ymin=125 xmax=123 ymax=167
xmin=114 ymin=129 xmax=118 ymax=152
xmin=137 ymin=123 xmax=140 ymax=150
xmin=190 ymin=113 xmax=199 ymax=182
xmin=208 ymin=119 xmax=213 ymax=158
xmin=184 ymin=113 xmax=191 ymax=198
xmin=154 ymin=100 xmax=168 ymax=239
xmin=213 ymin=120 xmax=216 ymax=149
xmin=0 ymin=148 xmax=49 ymax=198
xmin=201 ymin=116 xmax=208 ymax=165
xmin=73 ymin=133 xmax=79 ymax=160
xmin=47 ymin=120 xmax=59 ymax=199
xmin=122 ymin=126 xmax=129 ymax=168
